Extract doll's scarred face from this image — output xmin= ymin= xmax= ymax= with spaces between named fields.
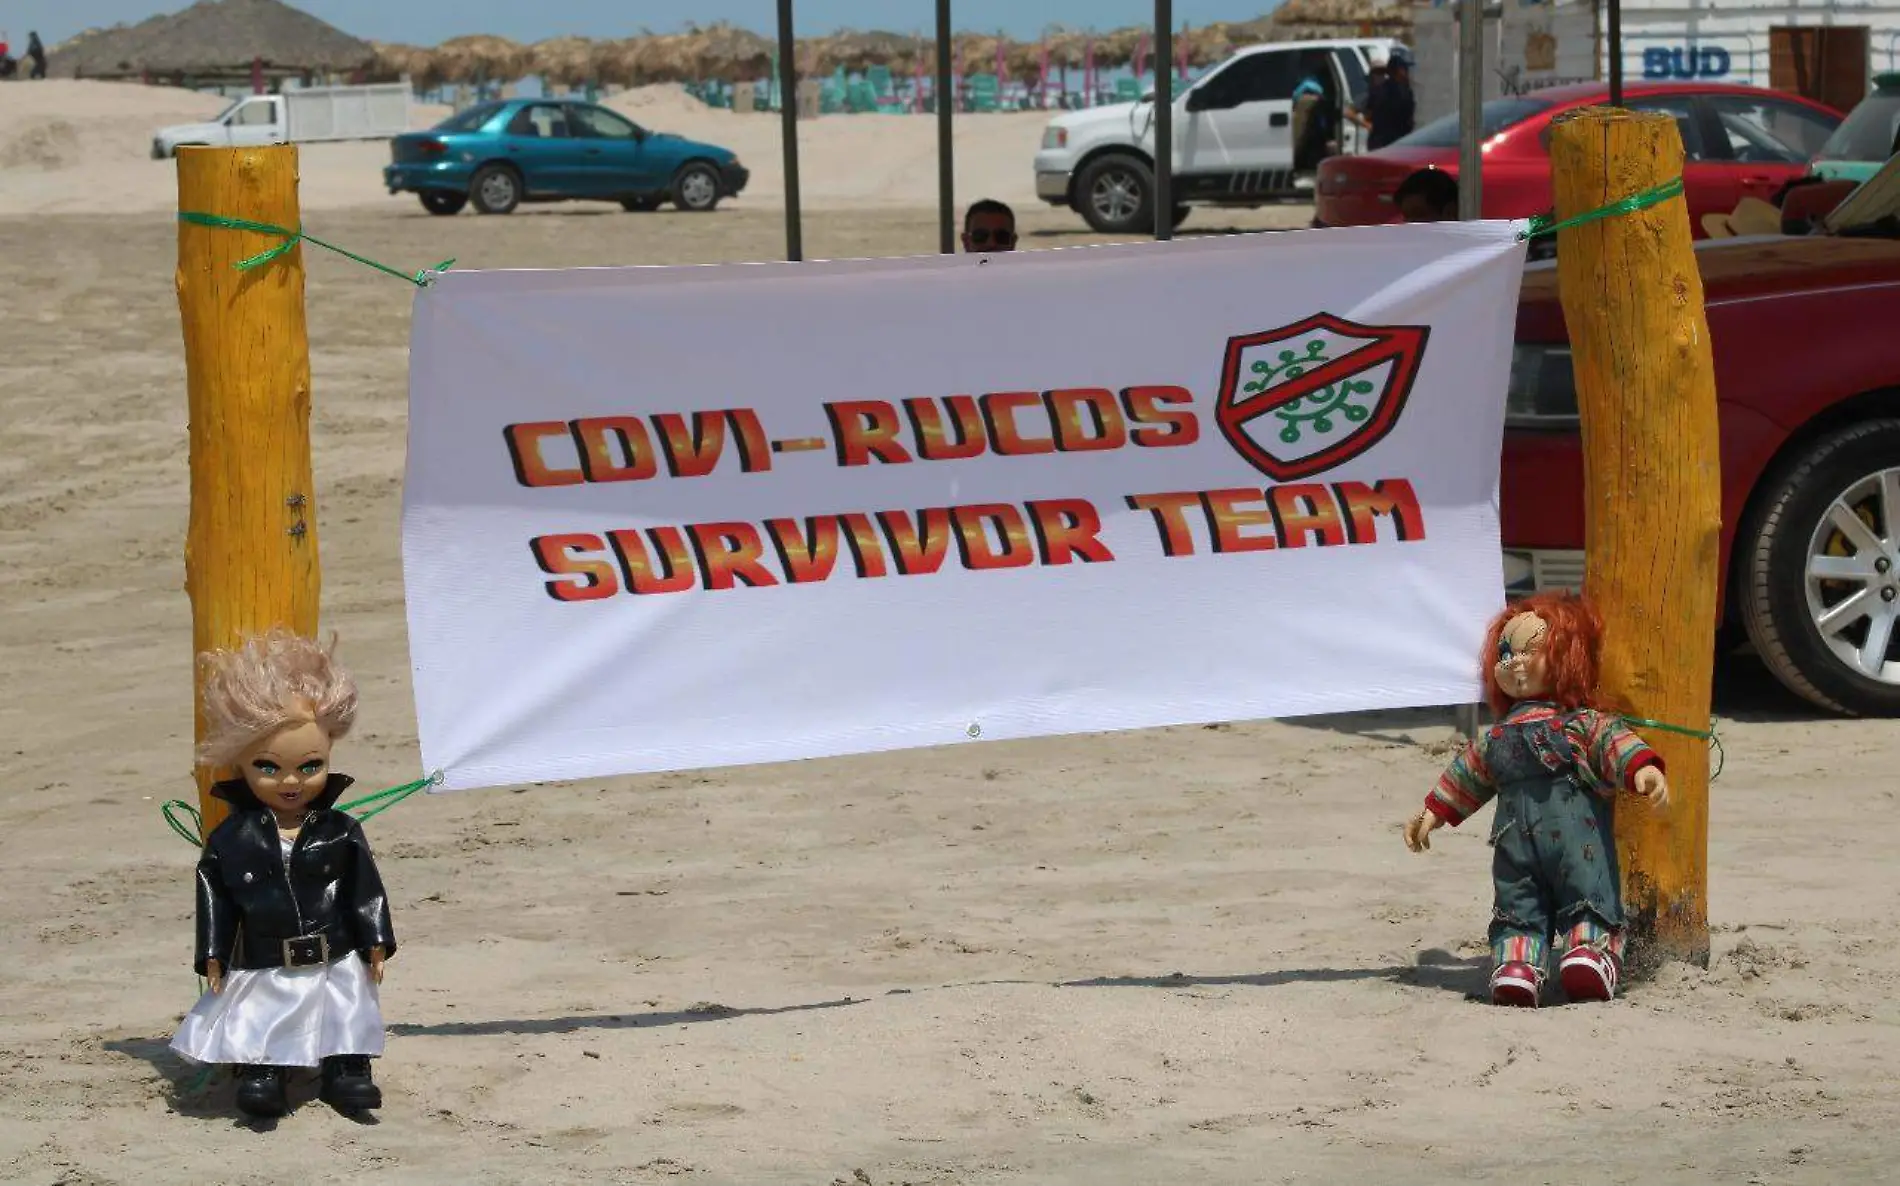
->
xmin=1495 ymin=612 xmax=1551 ymax=701
xmin=239 ymin=715 xmax=333 ymax=820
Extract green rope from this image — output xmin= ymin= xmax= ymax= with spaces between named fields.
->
xmin=1618 ymin=713 xmax=1726 ymax=782
xmin=159 ymin=771 xmax=443 ymax=847
xmin=177 ymin=212 xmax=455 ymax=287
xmin=1519 ymin=177 xmax=1687 ymax=242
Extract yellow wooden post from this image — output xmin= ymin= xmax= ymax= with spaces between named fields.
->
xmin=1549 ymin=109 xmax=1720 ymax=969
xmin=176 ymin=145 xmax=320 ymax=839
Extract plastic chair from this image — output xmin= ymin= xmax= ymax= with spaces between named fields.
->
xmin=1115 ymin=76 xmax=1142 ymax=103
xmin=968 ymin=72 xmax=1000 ymax=112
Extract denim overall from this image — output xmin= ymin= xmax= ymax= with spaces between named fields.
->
xmin=1485 ymin=705 xmax=1625 ymax=965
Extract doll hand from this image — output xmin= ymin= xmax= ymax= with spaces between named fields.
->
xmin=1635 ymin=765 xmax=1670 ymax=810
xmin=368 ymin=947 xmax=386 ymax=985
xmin=1403 ymin=809 xmax=1443 ymax=853
xmin=205 ymin=960 xmax=224 ymax=995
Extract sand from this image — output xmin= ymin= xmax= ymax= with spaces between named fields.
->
xmin=2 ymin=78 xmax=1898 ymax=1186
xmin=0 ymin=80 xmax=1052 ymax=217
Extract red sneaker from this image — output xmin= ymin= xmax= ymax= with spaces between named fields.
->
xmin=1489 ymin=960 xmax=1542 ymax=1007
xmin=1559 ymin=946 xmax=1619 ymax=1002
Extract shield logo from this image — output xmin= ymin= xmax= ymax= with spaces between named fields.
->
xmin=1215 ymin=314 xmax=1430 ymax=482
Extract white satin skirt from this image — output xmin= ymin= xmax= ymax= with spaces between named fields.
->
xmin=170 ymin=952 xmax=385 ymax=1067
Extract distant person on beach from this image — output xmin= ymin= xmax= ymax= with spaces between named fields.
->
xmin=962 ymin=199 xmax=1017 ymax=253
xmin=1395 ymin=168 xmax=1459 ymax=223
xmin=1355 ymin=49 xmax=1416 ymax=150
xmin=27 ymin=31 xmax=46 ymax=80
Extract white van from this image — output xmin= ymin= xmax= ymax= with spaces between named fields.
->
xmin=1033 ymin=38 xmax=1398 ymax=233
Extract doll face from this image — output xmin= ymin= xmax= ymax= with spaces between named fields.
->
xmin=1494 ymin=611 xmax=1551 ymax=700
xmin=239 ymin=714 xmax=333 ymax=817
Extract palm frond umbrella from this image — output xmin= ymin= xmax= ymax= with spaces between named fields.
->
xmin=955 ymin=34 xmax=1001 ymax=76
xmin=696 ymin=22 xmax=773 ymax=82
xmin=1096 ymin=26 xmax=1141 ymax=70
xmin=636 ymin=32 xmax=697 ymax=85
xmin=434 ymin=34 xmax=529 ymax=89
xmin=597 ymin=36 xmax=647 ymax=87
xmin=530 ymin=36 xmax=602 ymax=89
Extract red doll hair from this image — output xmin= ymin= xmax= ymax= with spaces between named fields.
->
xmin=1480 ymin=591 xmax=1605 ymax=716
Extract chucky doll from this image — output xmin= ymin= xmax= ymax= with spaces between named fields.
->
xmin=170 ymin=629 xmax=396 ymax=1117
xmin=1401 ymin=593 xmax=1670 ymax=1007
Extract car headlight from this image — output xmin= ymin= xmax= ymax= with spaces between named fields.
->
xmin=1042 ymin=126 xmax=1068 ymax=150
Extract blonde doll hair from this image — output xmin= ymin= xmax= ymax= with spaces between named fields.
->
xmin=197 ymin=628 xmax=359 ymax=767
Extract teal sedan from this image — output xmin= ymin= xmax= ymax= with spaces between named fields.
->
xmin=385 ymin=97 xmax=750 ymax=216
xmin=1811 ymin=72 xmax=1900 ymax=185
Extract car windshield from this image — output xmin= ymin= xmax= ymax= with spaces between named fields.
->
xmin=433 ymin=102 xmax=506 ymax=133
xmin=1390 ymin=97 xmax=1554 ymax=148
xmin=1815 ymin=90 xmax=1900 ymax=161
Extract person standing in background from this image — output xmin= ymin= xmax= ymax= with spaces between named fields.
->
xmin=1363 ymin=48 xmax=1416 ymax=150
xmin=27 ymin=31 xmax=46 ymax=80
xmin=962 ymin=199 xmax=1018 ymax=254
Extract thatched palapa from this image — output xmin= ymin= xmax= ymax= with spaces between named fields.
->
xmin=49 ymin=0 xmax=373 ymax=80
xmin=432 ymin=34 xmax=530 ymax=86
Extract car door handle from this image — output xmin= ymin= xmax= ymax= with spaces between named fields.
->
xmin=584 ymin=148 xmax=602 ymax=156
xmin=1270 ymin=112 xmax=1289 ymax=127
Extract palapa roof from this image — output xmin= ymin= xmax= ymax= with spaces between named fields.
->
xmin=49 ymin=0 xmax=373 ymax=78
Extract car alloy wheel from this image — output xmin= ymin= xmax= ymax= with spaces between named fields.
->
xmin=1803 ymin=466 xmax=1900 ymax=685
xmin=1091 ymin=169 xmax=1144 ymax=225
xmin=1740 ymin=419 xmax=1900 ymax=716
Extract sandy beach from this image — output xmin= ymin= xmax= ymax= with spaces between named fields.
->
xmin=1 ymin=80 xmax=1898 ymax=1186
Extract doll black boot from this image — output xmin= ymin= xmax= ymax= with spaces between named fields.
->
xmin=233 ymin=1064 xmax=288 ymax=1117
xmin=319 ymin=1055 xmax=383 ymax=1112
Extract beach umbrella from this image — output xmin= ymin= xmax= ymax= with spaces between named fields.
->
xmin=529 ymin=36 xmax=603 ymax=88
xmin=434 ymin=34 xmax=529 ymax=86
xmin=696 ymin=22 xmax=773 ymax=81
xmin=597 ymin=36 xmax=648 ymax=87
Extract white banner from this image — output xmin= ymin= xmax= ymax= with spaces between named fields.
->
xmin=402 ymin=224 xmax=1526 ymax=791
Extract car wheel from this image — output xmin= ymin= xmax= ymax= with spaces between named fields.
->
xmin=1739 ymin=418 xmax=1900 ymax=716
xmin=672 ymin=164 xmax=721 ymax=212
xmin=620 ymin=195 xmax=665 ymax=212
xmin=1076 ymin=154 xmax=1153 ymax=235
xmin=469 ymin=164 xmax=521 ymax=215
xmin=420 ymin=191 xmax=468 ymax=216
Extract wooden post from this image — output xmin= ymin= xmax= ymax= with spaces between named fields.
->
xmin=1549 ymin=109 xmax=1719 ymax=970
xmin=176 ymin=145 xmax=321 ymax=839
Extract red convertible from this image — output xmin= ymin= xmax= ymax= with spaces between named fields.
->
xmin=1316 ymin=81 xmax=1842 ymax=238
xmin=1502 ymin=164 xmax=1900 ymax=715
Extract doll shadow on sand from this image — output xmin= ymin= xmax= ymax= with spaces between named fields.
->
xmin=102 ymin=1037 xmax=378 ymax=1128
xmin=1057 ymin=946 xmax=1493 ymax=1001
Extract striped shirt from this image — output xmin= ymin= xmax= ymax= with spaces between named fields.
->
xmin=1425 ymin=703 xmax=1663 ymax=827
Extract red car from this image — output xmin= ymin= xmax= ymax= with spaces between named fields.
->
xmin=1502 ymin=170 xmax=1900 ymax=716
xmin=1316 ymin=82 xmax=1843 ymax=237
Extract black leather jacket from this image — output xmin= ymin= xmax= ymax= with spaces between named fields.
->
xmin=193 ymin=773 xmax=397 ymax=975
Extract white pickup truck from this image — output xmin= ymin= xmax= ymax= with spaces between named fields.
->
xmin=152 ymin=83 xmax=413 ymax=159
xmin=1034 ymin=38 xmax=1397 ymax=233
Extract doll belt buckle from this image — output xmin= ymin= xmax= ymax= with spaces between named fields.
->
xmin=282 ymin=934 xmax=330 ymax=968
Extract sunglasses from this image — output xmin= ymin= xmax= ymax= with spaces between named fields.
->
xmin=968 ymin=228 xmax=1016 ymax=246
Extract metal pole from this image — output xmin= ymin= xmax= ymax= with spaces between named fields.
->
xmin=776 ymin=0 xmax=801 ymax=262
xmin=936 ymin=0 xmax=955 ymax=253
xmin=1456 ymin=0 xmax=1484 ymax=221
xmin=1154 ymin=0 xmax=1174 ymax=240
xmin=1607 ymin=0 xmax=1623 ymax=106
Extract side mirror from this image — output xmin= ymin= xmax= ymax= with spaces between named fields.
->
xmin=1185 ymin=89 xmax=1208 ymax=113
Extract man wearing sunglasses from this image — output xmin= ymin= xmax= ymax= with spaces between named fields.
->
xmin=962 ymin=199 xmax=1018 ymax=253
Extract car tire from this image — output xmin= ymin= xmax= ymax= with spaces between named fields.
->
xmin=620 ymin=195 xmax=665 ymax=212
xmin=1076 ymin=154 xmax=1153 ymax=235
xmin=1738 ymin=418 xmax=1900 ymax=716
xmin=469 ymin=164 xmax=522 ymax=215
xmin=671 ymin=163 xmax=721 ymax=212
xmin=420 ymin=191 xmax=468 ymax=216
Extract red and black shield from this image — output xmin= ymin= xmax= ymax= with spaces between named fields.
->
xmin=1215 ymin=313 xmax=1430 ymax=482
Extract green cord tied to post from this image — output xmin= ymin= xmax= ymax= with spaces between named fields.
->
xmin=1618 ymin=713 xmax=1725 ymax=782
xmin=160 ymin=770 xmax=445 ymax=848
xmin=177 ymin=212 xmax=455 ymax=288
xmin=1518 ymin=176 xmax=1687 ymax=242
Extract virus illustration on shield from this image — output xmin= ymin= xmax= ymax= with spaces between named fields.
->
xmin=1216 ymin=314 xmax=1431 ymax=482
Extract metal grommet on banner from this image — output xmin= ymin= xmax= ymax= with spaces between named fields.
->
xmin=966 ymin=722 xmax=982 ymax=738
